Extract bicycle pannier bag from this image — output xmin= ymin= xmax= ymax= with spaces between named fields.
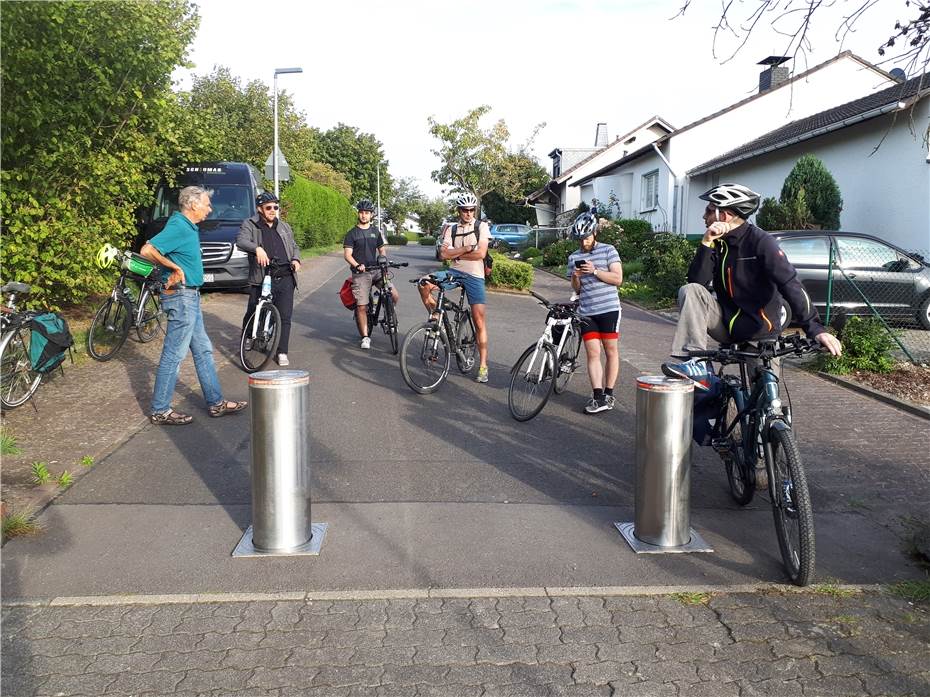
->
xmin=29 ymin=312 xmax=74 ymax=373
xmin=339 ymin=277 xmax=357 ymax=311
xmin=450 ymin=224 xmax=493 ymax=279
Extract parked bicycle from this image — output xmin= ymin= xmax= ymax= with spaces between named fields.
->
xmin=87 ymin=251 xmax=164 ymax=361
xmin=508 ymin=290 xmax=583 ymax=421
xmin=0 ymin=282 xmax=42 ymax=410
xmin=679 ymin=335 xmax=822 ymax=586
xmin=239 ymin=260 xmax=294 ymax=372
xmin=399 ymin=274 xmax=478 ymax=394
xmin=366 ymin=255 xmax=408 ymax=354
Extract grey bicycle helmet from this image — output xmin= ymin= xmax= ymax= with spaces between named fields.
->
xmin=570 ymin=212 xmax=599 ymax=240
xmin=356 ymin=199 xmax=375 ymax=212
xmin=455 ymin=191 xmax=478 ymax=208
xmin=698 ymin=183 xmax=761 ymax=217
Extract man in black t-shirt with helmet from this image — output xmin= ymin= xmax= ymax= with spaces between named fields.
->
xmin=343 ymin=199 xmax=399 ymax=350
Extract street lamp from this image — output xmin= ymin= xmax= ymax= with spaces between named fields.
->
xmin=273 ymin=67 xmax=303 ymax=199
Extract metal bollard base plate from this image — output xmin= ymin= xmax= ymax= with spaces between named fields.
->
xmin=232 ymin=522 xmax=328 ymax=558
xmin=614 ymin=522 xmax=713 ymax=554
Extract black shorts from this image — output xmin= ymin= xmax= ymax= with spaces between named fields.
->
xmin=579 ymin=311 xmax=620 ymax=342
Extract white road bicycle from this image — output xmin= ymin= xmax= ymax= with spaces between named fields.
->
xmin=239 ymin=261 xmax=292 ymax=373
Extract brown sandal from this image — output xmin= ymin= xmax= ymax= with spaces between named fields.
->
xmin=209 ymin=400 xmax=248 ymax=418
xmin=150 ymin=410 xmax=193 ymax=426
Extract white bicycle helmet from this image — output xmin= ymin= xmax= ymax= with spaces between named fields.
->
xmin=95 ymin=243 xmax=120 ymax=269
xmin=699 ymin=183 xmax=761 ymax=218
xmin=570 ymin=212 xmax=598 ymax=240
xmin=455 ymin=191 xmax=478 ymax=208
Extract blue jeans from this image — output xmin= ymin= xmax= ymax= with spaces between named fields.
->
xmin=150 ymin=289 xmax=224 ymax=414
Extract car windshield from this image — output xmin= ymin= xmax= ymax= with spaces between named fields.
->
xmin=152 ymin=185 xmax=253 ymax=222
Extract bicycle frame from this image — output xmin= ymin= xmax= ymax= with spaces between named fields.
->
xmin=520 ymin=316 xmax=575 ymax=384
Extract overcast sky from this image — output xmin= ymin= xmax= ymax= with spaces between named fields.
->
xmin=174 ymin=0 xmax=906 ymax=198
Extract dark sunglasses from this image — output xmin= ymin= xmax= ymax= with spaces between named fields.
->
xmin=460 ymin=207 xmax=476 ymax=213
xmin=262 ymin=204 xmax=280 ymax=211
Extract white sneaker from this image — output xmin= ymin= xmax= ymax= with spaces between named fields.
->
xmin=360 ymin=337 xmax=371 ymax=350
xmin=276 ymin=354 xmax=289 ymax=367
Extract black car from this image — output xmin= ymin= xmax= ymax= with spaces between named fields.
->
xmin=771 ymin=230 xmax=930 ymax=330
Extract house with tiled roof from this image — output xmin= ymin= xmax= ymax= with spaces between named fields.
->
xmin=687 ymin=73 xmax=930 ymax=255
xmin=567 ymin=52 xmax=896 ymax=235
xmin=526 ymin=117 xmax=675 ymax=225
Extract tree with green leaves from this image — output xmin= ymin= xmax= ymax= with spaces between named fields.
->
xmin=414 ymin=198 xmax=450 ymax=237
xmin=315 ymin=124 xmax=392 ymax=203
xmin=755 ymin=155 xmax=842 ymax=230
xmin=384 ymin=177 xmax=422 ymax=232
xmin=1 ymin=0 xmax=205 ymax=307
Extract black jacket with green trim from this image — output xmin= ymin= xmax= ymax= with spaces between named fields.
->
xmin=687 ymin=222 xmax=826 ymax=342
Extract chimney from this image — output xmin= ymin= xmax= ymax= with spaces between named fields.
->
xmin=594 ymin=122 xmax=608 ymax=148
xmin=758 ymin=56 xmax=791 ymax=93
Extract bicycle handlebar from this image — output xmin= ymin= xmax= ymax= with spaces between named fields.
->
xmin=409 ymin=274 xmax=462 ymax=290
xmin=680 ymin=335 xmax=823 ymax=363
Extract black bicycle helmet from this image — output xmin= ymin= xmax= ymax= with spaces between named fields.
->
xmin=570 ymin=212 xmax=599 ymax=240
xmin=356 ymin=199 xmax=375 ymax=212
xmin=256 ymin=192 xmax=279 ymax=207
xmin=698 ymin=183 xmax=761 ymax=218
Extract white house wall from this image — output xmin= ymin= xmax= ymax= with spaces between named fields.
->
xmin=687 ymin=100 xmax=930 ymax=254
xmin=582 ymin=153 xmax=678 ymax=231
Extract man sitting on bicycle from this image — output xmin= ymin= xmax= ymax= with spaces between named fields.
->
xmin=416 ymin=192 xmax=491 ymax=383
xmin=343 ymin=199 xmax=399 ymax=350
xmin=236 ymin=192 xmax=301 ymax=366
xmin=662 ymin=183 xmax=841 ymax=392
xmin=567 ymin=212 xmax=624 ymax=414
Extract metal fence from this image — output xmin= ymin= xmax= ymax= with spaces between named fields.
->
xmin=820 ymin=240 xmax=929 ymax=365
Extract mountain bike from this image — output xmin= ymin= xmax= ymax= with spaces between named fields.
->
xmin=399 ymin=274 xmax=477 ymax=394
xmin=87 ymin=253 xmax=165 ymax=361
xmin=365 ymin=255 xmax=408 ymax=354
xmin=679 ymin=335 xmax=822 ymax=586
xmin=0 ymin=282 xmax=42 ymax=410
xmin=239 ymin=260 xmax=293 ymax=372
xmin=508 ymin=291 xmax=582 ymax=422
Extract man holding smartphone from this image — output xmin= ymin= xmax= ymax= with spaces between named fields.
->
xmin=567 ymin=212 xmax=624 ymax=414
xmin=662 ymin=183 xmax=842 ymax=391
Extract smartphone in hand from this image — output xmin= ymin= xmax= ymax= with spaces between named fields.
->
xmin=574 ymin=259 xmax=586 ymax=269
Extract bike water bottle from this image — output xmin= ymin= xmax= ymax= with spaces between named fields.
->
xmin=372 ymin=286 xmax=380 ymax=302
xmin=261 ymin=275 xmax=272 ymax=297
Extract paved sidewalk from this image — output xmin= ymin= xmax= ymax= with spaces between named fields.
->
xmin=3 ymin=590 xmax=928 ymax=697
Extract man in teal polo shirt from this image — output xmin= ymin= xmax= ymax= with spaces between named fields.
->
xmin=141 ymin=186 xmax=247 ymax=425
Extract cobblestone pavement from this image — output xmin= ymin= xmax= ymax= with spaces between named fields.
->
xmin=3 ymin=590 xmax=928 ymax=697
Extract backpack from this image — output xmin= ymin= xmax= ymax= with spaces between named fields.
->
xmin=29 ymin=312 xmax=74 ymax=373
xmin=450 ymin=223 xmax=493 ymax=279
xmin=339 ymin=277 xmax=357 ymax=311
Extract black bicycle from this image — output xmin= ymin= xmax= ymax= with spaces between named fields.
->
xmin=508 ymin=291 xmax=582 ymax=421
xmin=87 ymin=253 xmax=165 ymax=361
xmin=680 ymin=335 xmax=822 ymax=586
xmin=365 ymin=255 xmax=408 ymax=355
xmin=0 ymin=282 xmax=42 ymax=410
xmin=399 ymin=274 xmax=478 ymax=394
xmin=239 ymin=260 xmax=294 ymax=373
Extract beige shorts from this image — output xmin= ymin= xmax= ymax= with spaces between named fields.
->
xmin=350 ymin=269 xmax=390 ymax=305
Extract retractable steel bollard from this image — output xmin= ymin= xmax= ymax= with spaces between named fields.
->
xmin=615 ymin=376 xmax=712 ymax=554
xmin=232 ymin=369 xmax=327 ymax=557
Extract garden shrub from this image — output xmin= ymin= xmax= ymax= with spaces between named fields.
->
xmin=521 ymin=246 xmax=541 ymax=259
xmin=640 ymin=233 xmax=693 ymax=300
xmin=542 ymin=239 xmax=577 ymax=267
xmin=386 ymin=234 xmax=408 ymax=245
xmin=819 ymin=317 xmax=897 ymax=374
xmin=488 ymin=252 xmax=533 ymax=290
xmin=598 ymin=218 xmax=653 ymax=261
xmin=419 ymin=236 xmax=436 ymax=245
xmin=281 ymin=174 xmax=357 ymax=248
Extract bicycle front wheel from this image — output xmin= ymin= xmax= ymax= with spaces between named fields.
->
xmin=0 ymin=326 xmax=42 ymax=410
xmin=767 ymin=424 xmax=815 ymax=586
xmin=400 ymin=322 xmax=451 ymax=394
xmin=136 ymin=289 xmax=165 ymax=343
xmin=455 ymin=313 xmax=477 ymax=374
xmin=384 ymin=295 xmax=399 ymax=355
xmin=508 ymin=343 xmax=557 ymax=422
xmin=553 ymin=327 xmax=581 ymax=395
xmin=722 ymin=394 xmax=755 ymax=506
xmin=87 ymin=297 xmax=131 ymax=361
xmin=240 ymin=303 xmax=281 ymax=373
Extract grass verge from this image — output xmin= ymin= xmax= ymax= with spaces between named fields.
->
xmin=888 ymin=580 xmax=930 ymax=603
xmin=2 ymin=508 xmax=42 ymax=542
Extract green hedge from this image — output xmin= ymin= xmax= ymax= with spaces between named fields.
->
xmin=521 ymin=246 xmax=541 ymax=259
xmin=386 ymin=234 xmax=408 ymax=245
xmin=281 ymin=174 xmax=357 ymax=248
xmin=488 ymin=251 xmax=533 ymax=290
xmin=542 ymin=239 xmax=577 ymax=267
xmin=419 ymin=236 xmax=436 ymax=245
xmin=640 ymin=233 xmax=693 ymax=300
